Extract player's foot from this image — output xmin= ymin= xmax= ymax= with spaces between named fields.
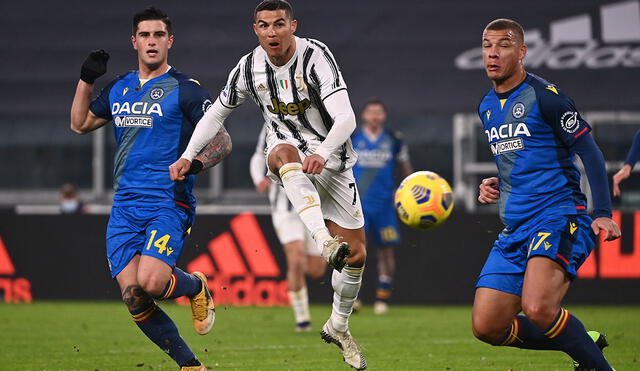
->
xmin=190 ymin=272 xmax=215 ymax=335
xmin=180 ymin=365 xmax=206 ymax=371
xmin=573 ymin=331 xmax=612 ymax=371
xmin=295 ymin=321 xmax=312 ymax=333
xmin=321 ymin=236 xmax=350 ymax=272
xmin=321 ymin=320 xmax=367 ymax=370
xmin=373 ymin=301 xmax=389 ymax=315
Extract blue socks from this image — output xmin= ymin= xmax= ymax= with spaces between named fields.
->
xmin=156 ymin=268 xmax=202 ymax=300
xmin=130 ymin=301 xmax=200 ymax=367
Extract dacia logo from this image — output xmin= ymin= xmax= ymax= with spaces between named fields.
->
xmin=266 ymin=98 xmax=311 ymax=116
xmin=112 ymin=102 xmax=164 ymax=117
xmin=485 ymin=122 xmax=531 ymax=142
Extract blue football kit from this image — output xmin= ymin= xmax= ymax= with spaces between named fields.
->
xmin=475 ymin=73 xmax=612 ymax=295
xmin=90 ymin=67 xmax=212 ymax=277
xmin=352 ymin=128 xmax=409 ymax=246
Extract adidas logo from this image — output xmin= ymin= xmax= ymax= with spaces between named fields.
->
xmin=455 ymin=0 xmax=640 ymax=69
xmin=178 ymin=213 xmax=288 ymax=306
xmin=257 ymin=83 xmax=267 ymax=92
xmin=0 ymin=236 xmax=32 ymax=303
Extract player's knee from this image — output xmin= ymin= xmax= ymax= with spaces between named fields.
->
xmin=137 ymin=274 xmax=168 ymax=298
xmin=347 ymin=241 xmax=367 ymax=267
xmin=121 ymin=284 xmax=154 ymax=312
xmin=521 ymin=301 xmax=558 ymax=328
xmin=471 ymin=320 xmax=504 ymax=345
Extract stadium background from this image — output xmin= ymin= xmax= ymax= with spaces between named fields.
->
xmin=1 ymin=0 xmax=639 ymax=305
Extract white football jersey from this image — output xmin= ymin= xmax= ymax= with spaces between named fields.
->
xmin=219 ymin=36 xmax=357 ymax=171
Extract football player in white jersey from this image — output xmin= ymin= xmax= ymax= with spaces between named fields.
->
xmin=169 ymin=1 xmax=367 ymax=369
xmin=251 ymin=125 xmax=327 ymax=333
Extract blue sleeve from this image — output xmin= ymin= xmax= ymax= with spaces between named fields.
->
xmin=537 ymin=87 xmax=591 ymax=147
xmin=89 ymin=79 xmax=118 ymax=120
xmin=624 ymin=130 xmax=640 ymax=168
xmin=179 ymin=79 xmax=213 ymax=127
xmin=572 ymin=133 xmax=612 ymax=219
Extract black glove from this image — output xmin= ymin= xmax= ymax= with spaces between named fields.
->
xmin=184 ymin=159 xmax=204 ymax=175
xmin=80 ymin=49 xmax=109 ymax=84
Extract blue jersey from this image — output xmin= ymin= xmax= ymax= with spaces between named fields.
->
xmin=478 ymin=73 xmax=592 ymax=232
xmin=90 ymin=67 xmax=212 ymax=209
xmin=352 ymin=128 xmax=408 ymax=208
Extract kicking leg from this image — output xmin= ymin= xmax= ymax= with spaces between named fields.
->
xmin=116 ymin=255 xmax=202 ymax=368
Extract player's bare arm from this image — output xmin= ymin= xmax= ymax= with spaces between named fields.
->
xmin=70 ymin=50 xmax=110 ymax=134
xmin=184 ymin=127 xmax=233 ymax=176
xmin=478 ymin=177 xmax=500 ymax=204
xmin=612 ymin=164 xmax=632 ymax=197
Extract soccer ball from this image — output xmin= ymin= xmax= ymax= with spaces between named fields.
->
xmin=394 ymin=171 xmax=454 ymax=230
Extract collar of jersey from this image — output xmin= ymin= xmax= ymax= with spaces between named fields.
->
xmin=263 ymin=36 xmax=300 ymax=70
xmin=134 ymin=66 xmax=173 ymax=87
xmin=493 ymin=72 xmax=531 ymax=100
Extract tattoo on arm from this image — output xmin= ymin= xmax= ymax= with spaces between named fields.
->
xmin=194 ymin=126 xmax=232 ymax=171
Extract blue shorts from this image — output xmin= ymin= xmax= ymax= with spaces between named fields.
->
xmin=363 ymin=202 xmax=401 ymax=246
xmin=106 ymin=205 xmax=195 ymax=278
xmin=476 ymin=214 xmax=596 ymax=296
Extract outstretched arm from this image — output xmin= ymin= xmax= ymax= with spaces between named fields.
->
xmin=185 ymin=127 xmax=232 ymax=175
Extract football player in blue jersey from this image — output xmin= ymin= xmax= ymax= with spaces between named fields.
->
xmin=352 ymin=99 xmax=412 ymax=315
xmin=612 ymin=130 xmax=640 ymax=197
xmin=472 ymin=19 xmax=621 ymax=371
xmin=70 ymin=8 xmax=231 ymax=371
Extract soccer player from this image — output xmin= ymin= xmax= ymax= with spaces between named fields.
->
xmin=70 ymin=8 xmax=231 ymax=371
xmin=169 ymin=1 xmax=367 ymax=369
xmin=351 ymin=99 xmax=413 ymax=315
xmin=250 ymin=125 xmax=327 ymax=332
xmin=472 ymin=19 xmax=621 ymax=371
xmin=612 ymin=129 xmax=640 ymax=197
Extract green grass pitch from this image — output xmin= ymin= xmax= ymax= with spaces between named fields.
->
xmin=1 ymin=302 xmax=638 ymax=370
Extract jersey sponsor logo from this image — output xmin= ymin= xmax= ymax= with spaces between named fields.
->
xmin=111 ymin=102 xmax=164 ymax=117
xmin=150 ymin=87 xmax=164 ymax=100
xmin=356 ymin=148 xmax=393 ymax=167
xmin=485 ymin=122 xmax=532 ymax=142
xmin=512 ymin=102 xmax=526 ymax=119
xmin=114 ymin=115 xmax=153 ymax=128
xmin=490 ymin=137 xmax=524 ymax=155
xmin=455 ymin=1 xmax=640 ymax=70
xmin=266 ymin=97 xmax=311 ymax=116
xmin=560 ymin=111 xmax=580 ymax=133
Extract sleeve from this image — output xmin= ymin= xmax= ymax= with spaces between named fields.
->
xmin=180 ymin=98 xmax=233 ymax=161
xmin=572 ymin=133 xmax=612 ymax=219
xmin=308 ymin=42 xmax=347 ymax=101
xmin=395 ymin=132 xmax=410 ymax=163
xmin=538 ymin=87 xmax=591 ymax=147
xmin=179 ymin=78 xmax=213 ymax=127
xmin=313 ymin=89 xmax=356 ymax=161
xmin=624 ymin=129 xmax=640 ymax=168
xmin=89 ymin=79 xmax=118 ymax=120
xmin=249 ymin=125 xmax=268 ymax=186
xmin=218 ymin=59 xmax=248 ymax=109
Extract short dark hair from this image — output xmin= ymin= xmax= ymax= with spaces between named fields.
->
xmin=362 ymin=98 xmax=386 ymax=112
xmin=484 ymin=18 xmax=524 ymax=44
xmin=133 ymin=7 xmax=172 ymax=35
xmin=255 ymin=0 xmax=294 ymax=20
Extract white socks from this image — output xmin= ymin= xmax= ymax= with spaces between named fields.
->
xmin=279 ymin=163 xmax=331 ymax=254
xmin=330 ymin=265 xmax=364 ymax=332
xmin=288 ymin=287 xmax=311 ymax=325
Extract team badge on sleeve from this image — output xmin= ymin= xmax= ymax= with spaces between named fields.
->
xmin=560 ymin=111 xmax=579 ymax=133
